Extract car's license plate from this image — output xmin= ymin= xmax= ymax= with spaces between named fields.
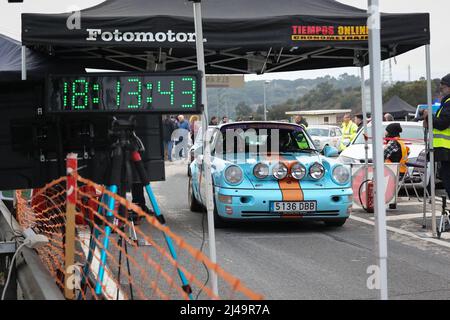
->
xmin=271 ymin=201 xmax=317 ymax=213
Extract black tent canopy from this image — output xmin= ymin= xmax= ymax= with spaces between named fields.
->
xmin=21 ymin=0 xmax=430 ymax=74
xmin=0 ymin=34 xmax=82 ymax=82
xmin=383 ymin=95 xmax=416 ymax=119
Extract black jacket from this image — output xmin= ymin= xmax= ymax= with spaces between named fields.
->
xmin=433 ymin=94 xmax=450 ymax=161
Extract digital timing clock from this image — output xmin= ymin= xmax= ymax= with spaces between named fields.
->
xmin=46 ymin=72 xmax=202 ymax=114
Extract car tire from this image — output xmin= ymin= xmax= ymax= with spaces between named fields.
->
xmin=188 ymin=177 xmax=204 ymax=212
xmin=187 ymin=165 xmax=191 ymax=177
xmin=324 ymin=218 xmax=347 ymax=227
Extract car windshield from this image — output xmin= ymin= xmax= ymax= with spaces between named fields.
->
xmin=353 ymin=125 xmax=424 ymax=144
xmin=215 ymin=125 xmax=315 ymax=155
xmin=308 ymin=128 xmax=329 ymax=137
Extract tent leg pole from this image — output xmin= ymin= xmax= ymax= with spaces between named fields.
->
xmin=426 ymin=44 xmax=437 ymax=237
xmin=191 ymin=0 xmax=219 ymax=297
xmin=21 ymin=46 xmax=27 ymax=81
xmin=368 ymin=0 xmax=388 ymax=300
xmin=360 ymin=66 xmax=369 ymax=182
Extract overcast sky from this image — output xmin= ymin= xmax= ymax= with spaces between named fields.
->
xmin=1 ymin=0 xmax=448 ymax=81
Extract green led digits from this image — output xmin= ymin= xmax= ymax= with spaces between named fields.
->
xmin=72 ymin=79 xmax=88 ymax=110
xmin=116 ymin=81 xmax=121 ymax=108
xmin=63 ymin=82 xmax=69 ymax=108
xmin=92 ymin=83 xmax=100 ymax=105
xmin=181 ymin=77 xmax=196 ymax=108
xmin=128 ymin=78 xmax=142 ymax=109
xmin=146 ymin=83 xmax=153 ymax=105
xmin=52 ymin=73 xmax=201 ymax=113
xmin=157 ymin=80 xmax=175 ymax=106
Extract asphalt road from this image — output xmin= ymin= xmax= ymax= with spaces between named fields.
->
xmin=144 ymin=160 xmax=450 ymax=300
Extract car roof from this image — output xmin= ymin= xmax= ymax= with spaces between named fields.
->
xmin=218 ymin=121 xmax=303 ymax=129
xmin=308 ymin=125 xmax=339 ymax=129
xmin=366 ymin=121 xmax=423 ymax=127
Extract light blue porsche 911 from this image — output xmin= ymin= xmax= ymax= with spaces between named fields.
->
xmin=188 ymin=122 xmax=353 ymax=228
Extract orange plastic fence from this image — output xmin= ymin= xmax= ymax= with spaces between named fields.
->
xmin=15 ymin=174 xmax=263 ymax=300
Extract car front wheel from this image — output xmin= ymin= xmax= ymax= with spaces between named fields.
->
xmin=188 ymin=177 xmax=204 ymax=212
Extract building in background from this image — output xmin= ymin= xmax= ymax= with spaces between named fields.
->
xmin=286 ymin=109 xmax=352 ymax=125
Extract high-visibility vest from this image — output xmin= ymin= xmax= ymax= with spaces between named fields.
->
xmin=433 ymin=98 xmax=450 ymax=150
xmin=341 ymin=121 xmax=358 ymax=140
xmin=293 ymin=131 xmax=309 ymax=149
xmin=340 ymin=121 xmax=358 ymax=150
xmin=386 ymin=138 xmax=409 ymax=174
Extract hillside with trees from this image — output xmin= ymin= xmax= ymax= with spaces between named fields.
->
xmin=206 ymin=74 xmax=441 ymax=121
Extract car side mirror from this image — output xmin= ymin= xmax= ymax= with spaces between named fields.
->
xmin=323 ymin=145 xmax=339 ymax=157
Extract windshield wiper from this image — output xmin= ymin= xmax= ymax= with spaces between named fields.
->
xmin=281 ymin=148 xmax=318 ymax=153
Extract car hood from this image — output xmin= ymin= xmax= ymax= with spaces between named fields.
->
xmin=212 ymin=152 xmax=349 ymax=189
xmin=339 ymin=142 xmax=424 ymax=162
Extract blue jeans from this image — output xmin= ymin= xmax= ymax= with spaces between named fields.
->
xmin=167 ymin=140 xmax=174 ymax=161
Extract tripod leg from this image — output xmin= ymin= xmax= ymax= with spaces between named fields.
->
xmin=95 ymin=146 xmax=123 ymax=297
xmin=78 ymin=192 xmax=107 ymax=300
xmin=123 ymin=237 xmax=134 ymax=300
xmin=116 ymin=229 xmax=124 ymax=301
xmin=95 ymin=185 xmax=118 ymax=296
xmin=131 ymin=151 xmax=193 ymax=299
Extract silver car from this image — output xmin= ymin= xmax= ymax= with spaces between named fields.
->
xmin=307 ymin=125 xmax=342 ymax=152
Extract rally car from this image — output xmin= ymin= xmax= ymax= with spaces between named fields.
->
xmin=188 ymin=122 xmax=353 ymax=228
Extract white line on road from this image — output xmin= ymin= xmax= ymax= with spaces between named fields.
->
xmin=349 ymin=215 xmax=450 ymax=249
xmin=364 ymin=212 xmax=443 ymax=221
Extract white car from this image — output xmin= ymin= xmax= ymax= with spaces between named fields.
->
xmin=307 ymin=125 xmax=342 ymax=152
xmin=338 ymin=121 xmax=430 ymax=187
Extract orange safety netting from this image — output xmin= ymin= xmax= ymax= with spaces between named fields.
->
xmin=15 ymin=174 xmax=263 ymax=300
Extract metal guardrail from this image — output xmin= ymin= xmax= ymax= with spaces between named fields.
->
xmin=0 ymin=200 xmax=64 ymax=300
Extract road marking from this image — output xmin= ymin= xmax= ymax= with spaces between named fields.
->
xmin=362 ymin=212 xmax=443 ymax=221
xmin=349 ymin=215 xmax=450 ymax=249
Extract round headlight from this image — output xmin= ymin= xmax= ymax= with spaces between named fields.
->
xmin=272 ymin=163 xmax=288 ymax=180
xmin=291 ymin=163 xmax=306 ymax=180
xmin=332 ymin=165 xmax=350 ymax=184
xmin=309 ymin=163 xmax=325 ymax=180
xmin=224 ymin=165 xmax=243 ymax=184
xmin=253 ymin=163 xmax=270 ymax=179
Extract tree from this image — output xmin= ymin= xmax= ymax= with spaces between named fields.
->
xmin=383 ymin=79 xmax=440 ymax=107
xmin=235 ymin=101 xmax=253 ymax=119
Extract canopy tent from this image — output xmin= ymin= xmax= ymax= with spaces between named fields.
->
xmin=0 ymin=33 xmax=82 ymax=82
xmin=0 ymin=34 xmax=85 ymax=190
xmin=20 ymin=0 xmax=434 ymax=300
xmin=383 ymin=95 xmax=416 ymax=119
xmin=21 ymin=0 xmax=429 ymax=74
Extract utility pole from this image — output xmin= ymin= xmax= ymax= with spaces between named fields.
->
xmin=263 ymin=80 xmax=270 ymax=121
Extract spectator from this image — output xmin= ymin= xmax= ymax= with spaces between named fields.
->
xmin=384 ymin=113 xmax=394 ymax=121
xmin=424 ymin=73 xmax=450 ymax=198
xmin=384 ymin=123 xmax=409 ymax=177
xmin=162 ymin=115 xmax=177 ymax=161
xmin=209 ymin=116 xmax=219 ymax=126
xmin=354 ymin=114 xmax=364 ymax=132
xmin=176 ymin=115 xmax=190 ymax=159
xmin=189 ymin=115 xmax=200 ymax=142
xmin=222 ymin=116 xmax=229 ymax=124
xmin=294 ymin=115 xmax=308 ymax=128
xmin=340 ymin=113 xmax=358 ymax=151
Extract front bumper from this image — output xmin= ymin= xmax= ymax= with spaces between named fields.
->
xmin=214 ymin=187 xmax=352 ymax=220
